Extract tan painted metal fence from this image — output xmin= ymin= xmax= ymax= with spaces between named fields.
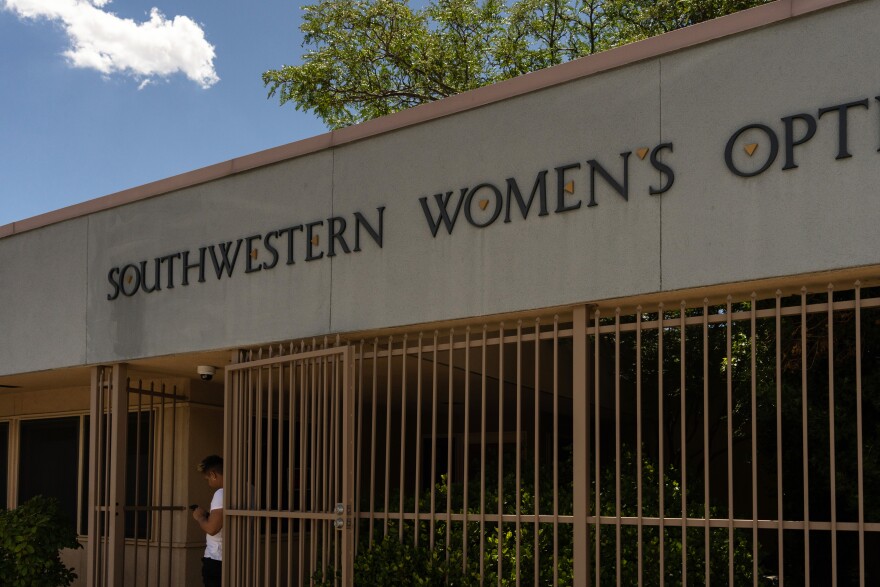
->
xmin=87 ymin=366 xmax=185 ymax=587
xmin=224 ymin=345 xmax=355 ymax=586
xmin=224 ymin=277 xmax=880 ymax=585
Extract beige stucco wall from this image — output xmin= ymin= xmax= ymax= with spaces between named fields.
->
xmin=1 ymin=0 xmax=879 ymax=377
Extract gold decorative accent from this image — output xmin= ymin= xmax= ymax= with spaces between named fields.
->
xmin=636 ymin=148 xmax=649 ymax=160
xmin=311 ymin=235 xmax=319 ymax=246
xmin=744 ymin=143 xmax=759 ymax=156
xmin=250 ymin=249 xmax=258 ymax=260
xmin=479 ymin=199 xmax=490 ymax=211
xmin=564 ymin=181 xmax=575 ymax=194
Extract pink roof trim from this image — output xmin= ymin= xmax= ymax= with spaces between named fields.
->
xmin=0 ymin=0 xmax=851 ymax=238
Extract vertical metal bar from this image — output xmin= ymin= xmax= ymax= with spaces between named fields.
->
xmin=369 ymin=339 xmax=378 ymax=545
xmin=231 ymin=356 xmax=240 ymax=587
xmin=384 ymin=336 xmax=393 ymax=537
xmin=855 ymin=281 xmax=864 ymax=587
xmin=241 ymin=359 xmax=248 ymax=587
xmin=108 ymin=365 xmax=128 ymax=587
xmin=229 ymin=364 xmax=236 ymax=587
xmin=659 ymin=303 xmax=666 ymax=587
xmin=168 ymin=386 xmax=178 ymax=587
xmin=86 ymin=367 xmax=103 ymax=587
xmin=680 ymin=302 xmax=687 ymax=587
xmin=310 ymin=358 xmax=318 ymax=579
xmin=595 ymin=308 xmax=602 ymax=587
xmin=638 ymin=307 xmax=644 ymax=587
xmin=355 ymin=340 xmax=364 ymax=555
xmin=400 ymin=335 xmax=409 ymax=542
xmin=515 ymin=320 xmax=522 ymax=586
xmin=826 ymin=284 xmax=837 ymax=586
xmin=464 ymin=326 xmax=472 ymax=574
xmin=616 ymin=308 xmax=622 ymax=587
xmin=313 ymin=356 xmax=321 ymax=581
xmin=316 ymin=355 xmax=324 ymax=580
xmin=344 ymin=346 xmax=357 ymax=586
xmin=573 ymin=306 xmax=590 ymax=587
xmin=333 ymin=352 xmax=340 ymax=579
xmin=329 ymin=353 xmax=336 ymax=580
xmin=277 ymin=364 xmax=284 ymax=587
xmin=480 ymin=325 xmax=487 ymax=581
xmin=726 ymin=296 xmax=734 ymax=587
xmin=104 ymin=370 xmax=112 ymax=587
xmin=156 ymin=384 xmax=166 ymax=586
xmin=323 ymin=354 xmax=331 ymax=574
xmin=703 ymin=299 xmax=710 ymax=587
xmin=265 ymin=365 xmax=275 ymax=585
xmin=415 ymin=333 xmax=424 ymax=548
xmin=254 ymin=365 xmax=263 ymax=584
xmin=145 ymin=379 xmax=154 ymax=587
xmin=431 ymin=330 xmax=439 ymax=552
xmin=553 ymin=315 xmax=560 ymax=587
xmin=533 ymin=318 xmax=540 ymax=585
xmin=299 ymin=359 xmax=307 ymax=585
xmin=447 ymin=329 xmax=455 ymax=564
xmin=801 ymin=287 xmax=810 ymax=587
xmin=240 ymin=355 xmax=248 ymax=584
xmin=497 ymin=323 xmax=505 ymax=580
xmin=225 ymin=368 xmax=234 ymax=587
xmin=776 ymin=291 xmax=784 ymax=587
xmin=76 ymin=414 xmax=85 ymax=536
xmin=134 ymin=388 xmax=143 ymax=586
xmin=288 ymin=362 xmax=295 ymax=587
xmin=751 ymin=293 xmax=758 ymax=586
xmin=244 ymin=359 xmax=251 ymax=586
xmin=260 ymin=364 xmax=271 ymax=584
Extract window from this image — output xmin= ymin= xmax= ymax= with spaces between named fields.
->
xmin=9 ymin=412 xmax=153 ymax=538
xmin=19 ymin=417 xmax=81 ymax=532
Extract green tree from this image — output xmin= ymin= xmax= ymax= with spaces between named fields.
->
xmin=263 ymin=0 xmax=770 ymax=128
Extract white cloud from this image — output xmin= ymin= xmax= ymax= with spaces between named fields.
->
xmin=4 ymin=0 xmax=219 ymax=88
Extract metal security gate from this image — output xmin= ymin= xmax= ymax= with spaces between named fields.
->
xmin=584 ymin=280 xmax=880 ymax=586
xmin=350 ymin=318 xmax=579 ymax=585
xmin=224 ymin=344 xmax=355 ymax=586
xmin=86 ymin=364 xmax=184 ymax=587
xmin=221 ymin=274 xmax=880 ymax=586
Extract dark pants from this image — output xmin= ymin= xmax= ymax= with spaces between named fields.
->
xmin=201 ymin=557 xmax=222 ymax=587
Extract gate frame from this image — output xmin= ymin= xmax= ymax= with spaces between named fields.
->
xmin=223 ymin=344 xmax=355 ymax=586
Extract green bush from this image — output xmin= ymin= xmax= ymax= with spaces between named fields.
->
xmin=357 ymin=448 xmax=757 ymax=585
xmin=0 ymin=496 xmax=82 ymax=587
xmin=313 ymin=534 xmax=472 ymax=586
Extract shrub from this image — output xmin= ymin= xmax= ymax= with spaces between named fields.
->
xmin=0 ymin=496 xmax=82 ymax=587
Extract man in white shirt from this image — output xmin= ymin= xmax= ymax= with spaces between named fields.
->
xmin=192 ymin=455 xmax=224 ymax=587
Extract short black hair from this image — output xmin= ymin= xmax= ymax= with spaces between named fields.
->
xmin=197 ymin=455 xmax=223 ymax=475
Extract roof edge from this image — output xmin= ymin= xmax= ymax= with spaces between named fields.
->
xmin=0 ymin=0 xmax=851 ymax=239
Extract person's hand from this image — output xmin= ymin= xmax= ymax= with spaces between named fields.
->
xmin=192 ymin=506 xmax=207 ymax=521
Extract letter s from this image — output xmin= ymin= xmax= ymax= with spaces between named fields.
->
xmin=107 ymin=267 xmax=121 ymax=301
xmin=649 ymin=143 xmax=675 ymax=195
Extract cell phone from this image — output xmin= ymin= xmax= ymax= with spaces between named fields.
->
xmin=189 ymin=504 xmax=199 ymax=511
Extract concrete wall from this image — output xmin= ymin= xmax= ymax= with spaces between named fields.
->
xmin=0 ymin=217 xmax=88 ymax=374
xmin=1 ymin=0 xmax=879 ymax=376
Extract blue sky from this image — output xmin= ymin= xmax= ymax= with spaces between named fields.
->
xmin=0 ymin=0 xmax=329 ymax=226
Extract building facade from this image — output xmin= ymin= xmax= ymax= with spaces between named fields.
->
xmin=1 ymin=0 xmax=879 ymax=584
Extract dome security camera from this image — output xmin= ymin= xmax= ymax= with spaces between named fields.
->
xmin=198 ymin=365 xmax=217 ymax=381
